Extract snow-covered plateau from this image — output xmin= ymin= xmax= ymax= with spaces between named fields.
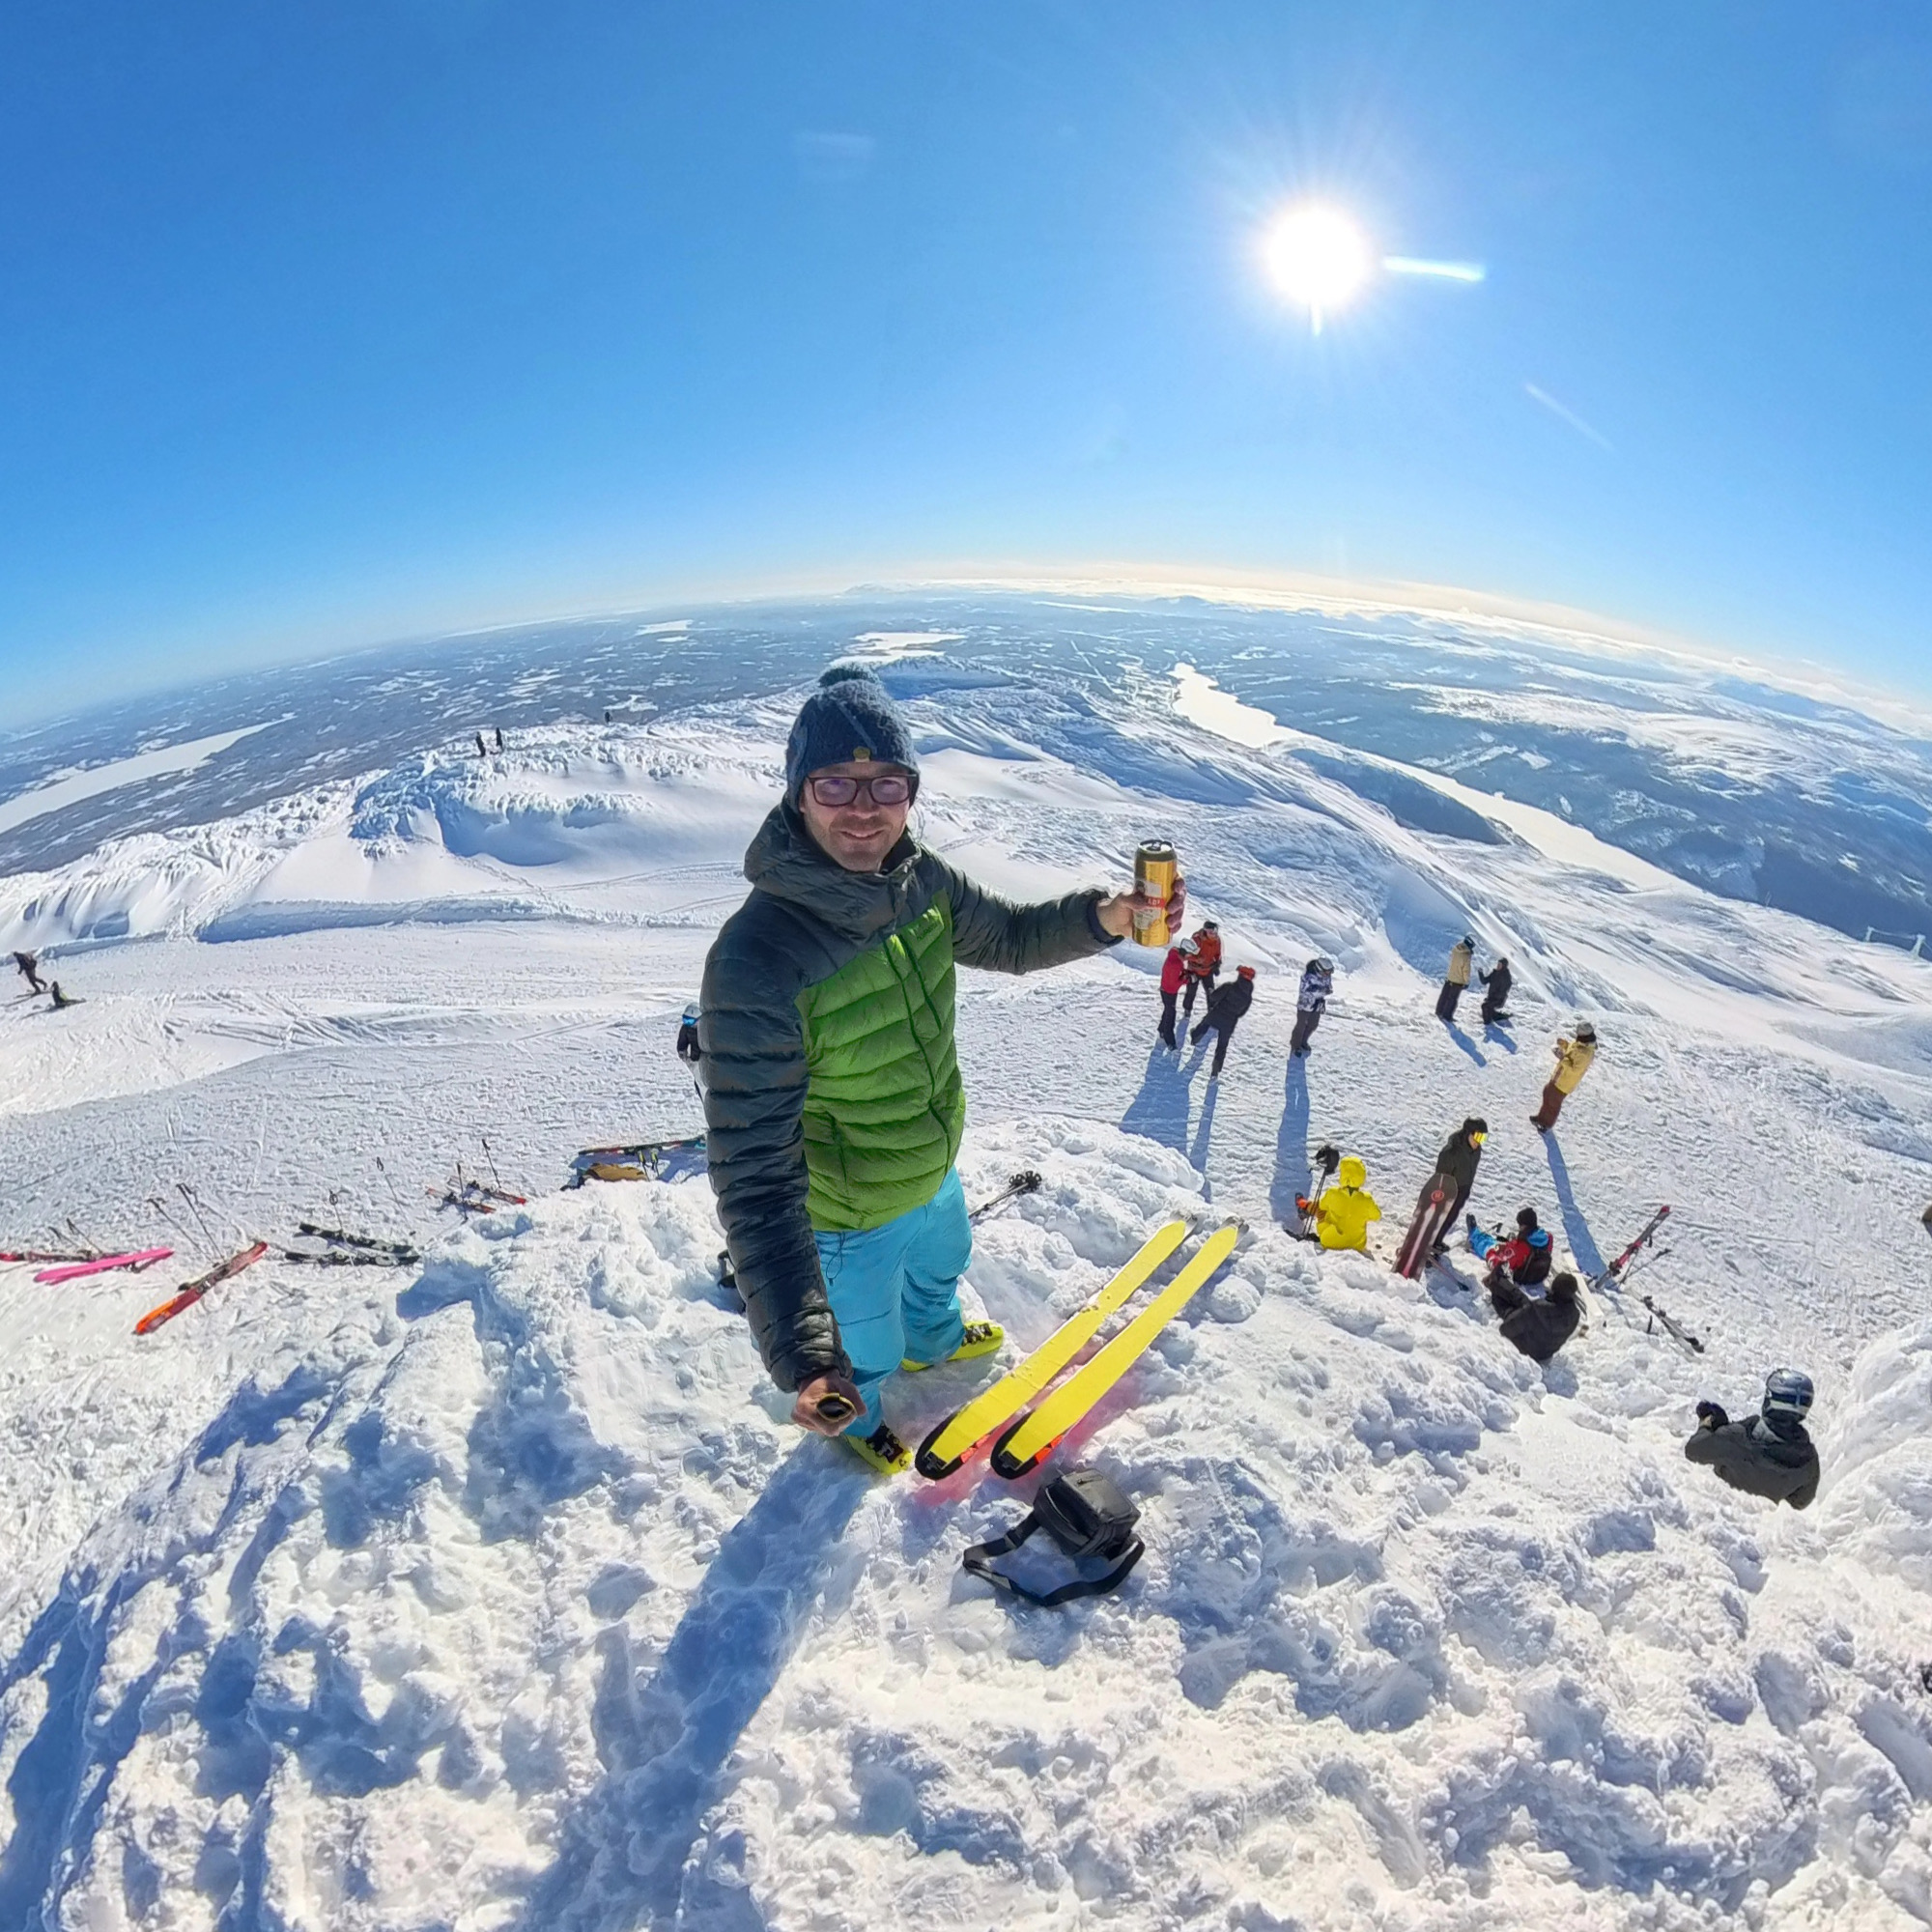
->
xmin=2 ymin=642 xmax=1930 ymax=1932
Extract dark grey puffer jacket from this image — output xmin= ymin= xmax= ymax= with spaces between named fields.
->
xmin=1684 ymin=1414 xmax=1820 ymax=1509
xmin=700 ymin=802 xmax=1116 ymax=1393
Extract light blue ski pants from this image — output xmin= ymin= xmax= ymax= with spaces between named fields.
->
xmin=814 ymin=1168 xmax=972 ymax=1435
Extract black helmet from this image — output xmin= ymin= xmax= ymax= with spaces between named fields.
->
xmin=1516 ymin=1206 xmax=1539 ymax=1233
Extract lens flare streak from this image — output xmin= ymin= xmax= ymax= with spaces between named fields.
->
xmin=1382 ymin=256 xmax=1486 ymax=282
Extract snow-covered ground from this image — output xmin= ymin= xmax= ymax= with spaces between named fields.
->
xmin=2 ymin=661 xmax=1930 ymax=1930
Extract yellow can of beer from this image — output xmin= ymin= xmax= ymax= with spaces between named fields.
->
xmin=1132 ymin=839 xmax=1178 ymax=948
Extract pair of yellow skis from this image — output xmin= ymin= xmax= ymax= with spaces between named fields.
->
xmin=914 ymin=1218 xmax=1240 ymax=1481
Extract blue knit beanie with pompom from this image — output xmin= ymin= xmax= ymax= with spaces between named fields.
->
xmin=784 ymin=666 xmax=920 ymax=803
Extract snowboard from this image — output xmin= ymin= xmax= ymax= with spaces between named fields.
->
xmin=1394 ymin=1175 xmax=1457 ymax=1279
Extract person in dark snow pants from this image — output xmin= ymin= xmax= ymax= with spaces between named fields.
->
xmin=1291 ymin=957 xmax=1333 ymax=1058
xmin=1489 ymin=1270 xmax=1580 ymax=1363
xmin=1189 ymin=963 xmax=1254 ymax=1078
xmin=1478 ymin=955 xmax=1513 ymax=1024
xmin=1685 ymin=1369 xmax=1819 ymax=1509
xmin=1436 ymin=935 xmax=1474 ymax=1021
xmin=1156 ymin=941 xmax=1192 ymax=1050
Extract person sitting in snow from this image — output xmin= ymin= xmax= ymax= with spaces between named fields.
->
xmin=1684 ymin=1369 xmax=1820 ymax=1510
xmin=1291 ymin=956 xmax=1333 ymax=1058
xmin=1156 ymin=938 xmax=1196 ymax=1051
xmin=1308 ymin=1153 xmax=1379 ymax=1252
xmin=701 ymin=667 xmax=1180 ymax=1474
xmin=1465 ymin=1206 xmax=1553 ymax=1289
xmin=1179 ymin=919 xmax=1221 ymax=1022
xmin=1189 ymin=962 xmax=1254 ymax=1080
xmin=1489 ymin=1269 xmax=1581 ymax=1363
xmin=48 ymin=980 xmax=80 ymax=1009
xmin=1478 ymin=954 xmax=1513 ymax=1025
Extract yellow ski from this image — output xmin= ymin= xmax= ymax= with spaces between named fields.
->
xmin=989 ymin=1221 xmax=1240 ymax=1477
xmin=914 ymin=1219 xmax=1190 ymax=1480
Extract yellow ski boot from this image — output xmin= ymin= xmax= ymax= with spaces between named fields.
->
xmin=843 ymin=1423 xmax=913 ymax=1475
xmin=901 ymin=1321 xmax=1005 ymax=1372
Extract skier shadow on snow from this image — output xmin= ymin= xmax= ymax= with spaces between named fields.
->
xmin=1188 ymin=1076 xmax=1220 ymax=1187
xmin=1119 ymin=1042 xmax=1192 ymax=1153
xmin=513 ymin=1441 xmax=867 ymax=1932
xmin=1268 ymin=1056 xmax=1313 ymax=1225
xmin=1541 ymin=1133 xmax=1605 ymax=1279
xmin=1442 ymin=1021 xmax=1487 ymax=1068
xmin=1482 ymin=1020 xmax=1518 ymax=1055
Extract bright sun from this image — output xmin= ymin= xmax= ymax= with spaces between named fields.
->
xmin=1263 ymin=204 xmax=1374 ymax=330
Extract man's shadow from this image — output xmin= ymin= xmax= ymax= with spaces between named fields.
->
xmin=514 ymin=1442 xmax=866 ymax=1931
xmin=1481 ymin=1019 xmax=1517 ymax=1055
xmin=1268 ymin=1056 xmax=1313 ymax=1225
xmin=1542 ymin=1132 xmax=1605 ymax=1277
xmin=1121 ymin=1042 xmax=1191 ymax=1152
xmin=1443 ymin=1021 xmax=1487 ymax=1068
xmin=1189 ymin=1076 xmax=1221 ymax=1188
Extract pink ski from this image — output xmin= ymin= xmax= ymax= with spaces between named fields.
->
xmin=35 ymin=1248 xmax=174 ymax=1284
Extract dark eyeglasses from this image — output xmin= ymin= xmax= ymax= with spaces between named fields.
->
xmin=807 ymin=772 xmax=916 ymax=809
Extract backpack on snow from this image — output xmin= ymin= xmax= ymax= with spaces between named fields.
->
xmin=961 ymin=1467 xmax=1144 ymax=1607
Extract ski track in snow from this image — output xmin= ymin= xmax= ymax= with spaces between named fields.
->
xmin=0 ymin=674 xmax=1929 ymax=1930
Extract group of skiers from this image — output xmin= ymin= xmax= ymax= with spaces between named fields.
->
xmin=689 ymin=664 xmax=1823 ymax=1513
xmin=10 ymin=950 xmax=78 ymax=1010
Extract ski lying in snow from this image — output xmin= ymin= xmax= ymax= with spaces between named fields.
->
xmin=34 ymin=1248 xmax=173 ymax=1284
xmin=1641 ymin=1293 xmax=1704 ymax=1353
xmin=2 ymin=1248 xmax=99 ymax=1265
xmin=915 ymin=1218 xmax=1190 ymax=1480
xmin=134 ymin=1242 xmax=270 ymax=1335
xmin=989 ymin=1222 xmax=1241 ymax=1479
xmin=279 ymin=1246 xmax=416 ymax=1269
xmin=433 ymin=1180 xmax=528 ymax=1213
xmin=566 ymin=1138 xmax=706 ymax=1187
xmin=1588 ymin=1206 xmax=1672 ymax=1293
xmin=968 ymin=1170 xmax=1043 ymax=1224
xmin=296 ymin=1222 xmax=417 ymax=1261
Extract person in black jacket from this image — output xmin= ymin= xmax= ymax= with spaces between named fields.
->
xmin=1489 ymin=1268 xmax=1580 ymax=1362
xmin=1684 ymin=1369 xmax=1820 ymax=1510
xmin=1478 ymin=955 xmax=1513 ymax=1025
xmin=1189 ymin=963 xmax=1255 ymax=1079
xmin=11 ymin=950 xmax=45 ymax=995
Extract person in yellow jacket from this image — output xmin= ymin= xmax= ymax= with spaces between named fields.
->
xmin=1435 ymin=935 xmax=1475 ymax=1022
xmin=1315 ymin=1154 xmax=1382 ymax=1252
xmin=1532 ymin=1019 xmax=1598 ymax=1131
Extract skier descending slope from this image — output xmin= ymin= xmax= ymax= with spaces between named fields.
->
xmin=701 ymin=667 xmax=1180 ymax=1474
xmin=1290 ymin=956 xmax=1333 ymax=1058
xmin=1684 ymin=1368 xmax=1820 ymax=1509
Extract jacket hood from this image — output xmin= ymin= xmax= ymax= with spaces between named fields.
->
xmin=1338 ymin=1154 xmax=1367 ymax=1188
xmin=742 ymin=802 xmax=923 ymax=946
xmin=1526 ymin=1228 xmax=1551 ymax=1250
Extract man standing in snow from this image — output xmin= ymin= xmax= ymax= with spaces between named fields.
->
xmin=1435 ymin=935 xmax=1474 ymax=1022
xmin=1531 ymin=1019 xmax=1597 ymax=1131
xmin=1189 ymin=962 xmax=1255 ymax=1080
xmin=701 ymin=667 xmax=1179 ymax=1473
xmin=1478 ymin=955 xmax=1513 ymax=1026
xmin=11 ymin=950 xmax=45 ymax=995
xmin=1290 ymin=956 xmax=1333 ymax=1058
xmin=1156 ymin=939 xmax=1193 ymax=1050
xmin=1180 ymin=919 xmax=1221 ymax=1025
xmin=1684 ymin=1370 xmax=1819 ymax=1510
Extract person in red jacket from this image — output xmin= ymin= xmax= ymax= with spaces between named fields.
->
xmin=1157 ymin=939 xmax=1194 ymax=1050
xmin=1180 ymin=920 xmax=1221 ymax=1025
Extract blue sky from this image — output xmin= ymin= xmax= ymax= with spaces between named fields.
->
xmin=2 ymin=2 xmax=1929 ymax=722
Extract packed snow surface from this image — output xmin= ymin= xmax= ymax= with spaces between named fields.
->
xmin=2 ymin=654 xmax=1931 ymax=1931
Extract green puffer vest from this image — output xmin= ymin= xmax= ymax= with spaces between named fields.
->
xmin=796 ymin=898 xmax=962 ymax=1231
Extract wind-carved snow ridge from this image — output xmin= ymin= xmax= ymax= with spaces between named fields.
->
xmin=2 ymin=1130 xmax=1928 ymax=1930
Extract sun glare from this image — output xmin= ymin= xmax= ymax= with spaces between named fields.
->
xmin=1263 ymin=204 xmax=1373 ymax=332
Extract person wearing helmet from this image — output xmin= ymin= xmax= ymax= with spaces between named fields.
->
xmin=1487 ymin=1268 xmax=1581 ymax=1362
xmin=675 ymin=1001 xmax=702 ymax=1067
xmin=1291 ymin=956 xmax=1334 ymax=1058
xmin=1465 ymin=1205 xmax=1554 ymax=1289
xmin=1189 ymin=961 xmax=1255 ymax=1080
xmin=1156 ymin=938 xmax=1195 ymax=1050
xmin=1684 ymin=1370 xmax=1820 ymax=1509
xmin=1310 ymin=1152 xmax=1380 ymax=1252
xmin=1532 ymin=1019 xmax=1599 ymax=1131
xmin=1435 ymin=935 xmax=1475 ymax=1022
xmin=1179 ymin=920 xmax=1222 ymax=1025
xmin=1477 ymin=954 xmax=1513 ymax=1027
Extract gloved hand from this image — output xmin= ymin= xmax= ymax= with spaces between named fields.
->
xmin=1695 ymin=1400 xmax=1729 ymax=1430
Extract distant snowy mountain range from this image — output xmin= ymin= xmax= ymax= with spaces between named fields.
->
xmin=4 ymin=589 xmax=1932 ymax=948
